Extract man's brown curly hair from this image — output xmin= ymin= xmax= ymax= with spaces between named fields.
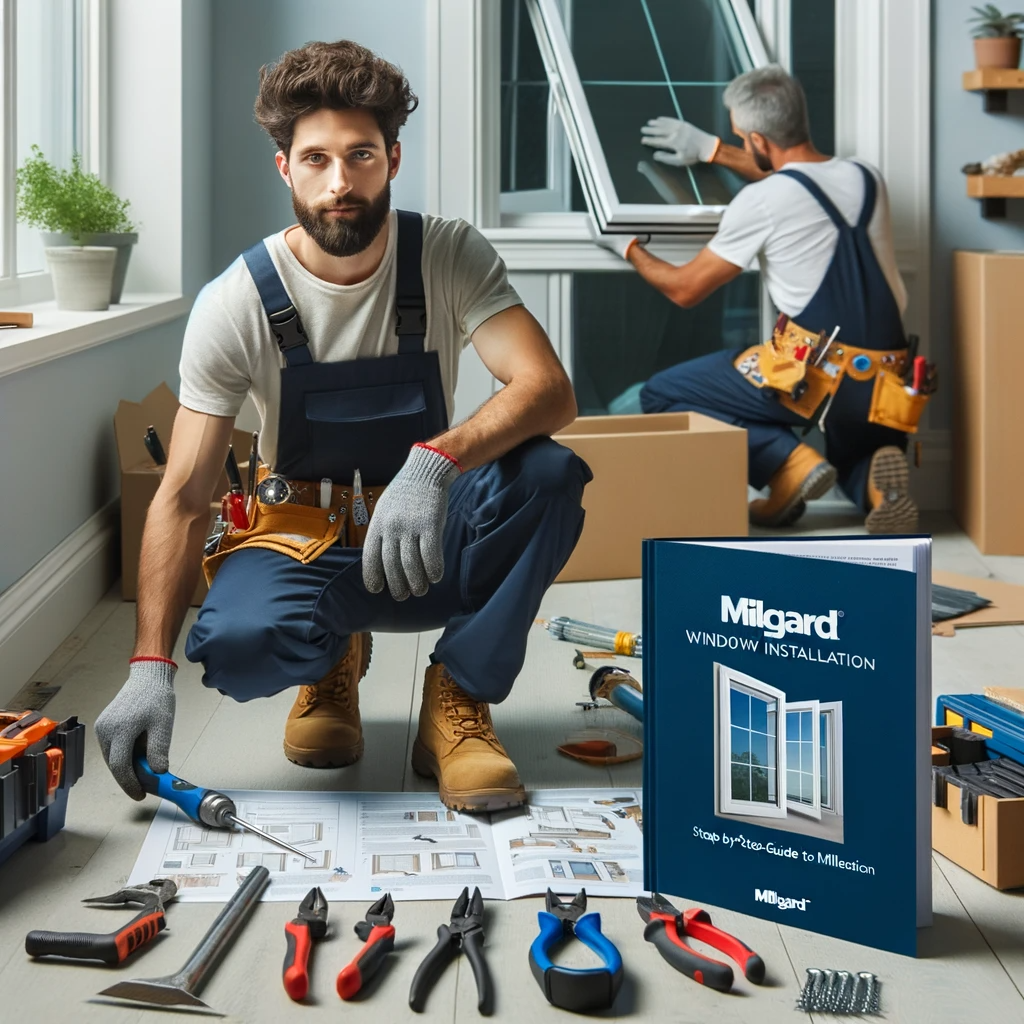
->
xmin=254 ymin=40 xmax=418 ymax=155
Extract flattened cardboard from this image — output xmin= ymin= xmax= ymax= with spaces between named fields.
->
xmin=984 ymin=687 xmax=1024 ymax=715
xmin=931 ymin=725 xmax=1024 ymax=890
xmin=115 ymin=382 xmax=251 ymax=606
xmin=553 ymin=411 xmax=748 ymax=582
xmin=931 ymin=570 xmax=1024 ymax=636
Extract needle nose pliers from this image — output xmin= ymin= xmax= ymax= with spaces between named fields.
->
xmin=636 ymin=893 xmax=765 ymax=992
xmin=409 ymin=886 xmax=493 ymax=1015
xmin=282 ymin=886 xmax=329 ymax=1001
xmin=529 ymin=889 xmax=624 ymax=1012
xmin=337 ymin=893 xmax=396 ymax=1000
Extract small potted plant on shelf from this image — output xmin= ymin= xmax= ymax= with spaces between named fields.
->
xmin=969 ymin=4 xmax=1024 ymax=69
xmin=16 ymin=145 xmax=138 ymax=310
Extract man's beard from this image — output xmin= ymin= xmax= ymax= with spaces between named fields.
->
xmin=751 ymin=142 xmax=773 ymax=173
xmin=292 ymin=180 xmax=391 ymax=258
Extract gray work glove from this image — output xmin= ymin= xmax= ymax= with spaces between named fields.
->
xmin=641 ymin=116 xmax=720 ymax=166
xmin=94 ymin=657 xmax=176 ymax=800
xmin=362 ymin=444 xmax=461 ymax=601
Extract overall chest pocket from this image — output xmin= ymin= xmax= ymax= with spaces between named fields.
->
xmin=305 ymin=381 xmax=428 ymax=481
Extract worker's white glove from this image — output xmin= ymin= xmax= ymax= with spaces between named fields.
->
xmin=588 ymin=221 xmax=649 ymax=261
xmin=641 ymin=117 xmax=720 ymax=167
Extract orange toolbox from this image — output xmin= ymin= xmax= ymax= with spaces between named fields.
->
xmin=0 ymin=709 xmax=84 ymax=867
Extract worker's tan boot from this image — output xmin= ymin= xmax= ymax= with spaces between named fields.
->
xmin=411 ymin=663 xmax=526 ymax=813
xmin=749 ymin=443 xmax=838 ymax=528
xmin=865 ymin=446 xmax=918 ymax=534
xmin=284 ymin=633 xmax=372 ymax=768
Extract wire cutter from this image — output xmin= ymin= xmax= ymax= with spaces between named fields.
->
xmin=409 ymin=886 xmax=493 ymax=1016
xmin=283 ymin=887 xmax=329 ymax=1001
xmin=636 ymin=893 xmax=765 ymax=992
xmin=337 ymin=893 xmax=396 ymax=1000
xmin=529 ymin=889 xmax=623 ymax=1013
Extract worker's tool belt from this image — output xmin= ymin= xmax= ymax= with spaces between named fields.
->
xmin=202 ymin=465 xmax=385 ymax=586
xmin=733 ymin=317 xmax=928 ymax=431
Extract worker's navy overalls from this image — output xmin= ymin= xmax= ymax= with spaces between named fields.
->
xmin=640 ymin=163 xmax=907 ymax=510
xmin=185 ymin=212 xmax=590 ymax=703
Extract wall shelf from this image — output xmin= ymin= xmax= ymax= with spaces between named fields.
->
xmin=963 ymin=68 xmax=1024 ymax=112
xmin=966 ymin=174 xmax=1024 ymax=218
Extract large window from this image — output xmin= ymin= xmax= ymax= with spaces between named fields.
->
xmin=1 ymin=0 xmax=92 ymax=300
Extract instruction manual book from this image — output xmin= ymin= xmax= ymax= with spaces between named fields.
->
xmin=642 ymin=536 xmax=932 ymax=956
xmin=128 ymin=789 xmax=644 ymax=903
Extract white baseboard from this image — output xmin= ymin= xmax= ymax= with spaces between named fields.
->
xmin=0 ymin=500 xmax=120 ymax=705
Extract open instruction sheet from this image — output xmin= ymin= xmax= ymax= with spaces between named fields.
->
xmin=127 ymin=789 xmax=644 ymax=902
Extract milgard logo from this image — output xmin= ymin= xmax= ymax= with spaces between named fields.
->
xmin=754 ymin=888 xmax=811 ymax=911
xmin=722 ymin=596 xmax=840 ymax=641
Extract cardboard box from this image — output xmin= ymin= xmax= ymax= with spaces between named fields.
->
xmin=931 ymin=725 xmax=1024 ymax=890
xmin=552 ymin=411 xmax=748 ymax=582
xmin=952 ymin=251 xmax=1024 ymax=555
xmin=114 ymin=382 xmax=251 ymax=606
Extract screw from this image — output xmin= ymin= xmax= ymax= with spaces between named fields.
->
xmin=798 ymin=968 xmax=823 ymax=1011
xmin=858 ymin=972 xmax=877 ymax=1013
xmin=821 ymin=970 xmax=836 ymax=1012
xmin=835 ymin=971 xmax=852 ymax=1012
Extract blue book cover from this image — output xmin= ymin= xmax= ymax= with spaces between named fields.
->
xmin=642 ymin=537 xmax=932 ymax=956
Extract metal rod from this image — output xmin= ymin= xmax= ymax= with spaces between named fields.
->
xmin=227 ymin=814 xmax=317 ymax=862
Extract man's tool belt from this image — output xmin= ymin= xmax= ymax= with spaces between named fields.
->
xmin=733 ymin=316 xmax=929 ymax=431
xmin=202 ymin=465 xmax=385 ymax=586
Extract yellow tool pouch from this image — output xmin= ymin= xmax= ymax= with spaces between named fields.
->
xmin=867 ymin=369 xmax=929 ymax=434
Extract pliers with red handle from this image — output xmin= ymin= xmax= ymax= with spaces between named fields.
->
xmin=636 ymin=893 xmax=765 ymax=993
xmin=283 ymin=886 xmax=329 ymax=1001
xmin=337 ymin=893 xmax=396 ymax=999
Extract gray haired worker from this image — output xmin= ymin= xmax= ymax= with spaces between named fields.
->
xmin=594 ymin=66 xmax=918 ymax=534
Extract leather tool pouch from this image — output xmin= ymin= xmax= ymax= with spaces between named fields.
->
xmin=777 ymin=361 xmax=842 ymax=419
xmin=867 ymin=369 xmax=929 ymax=434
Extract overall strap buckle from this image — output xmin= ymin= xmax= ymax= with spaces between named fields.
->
xmin=395 ymin=300 xmax=427 ymax=336
xmin=267 ymin=304 xmax=309 ymax=351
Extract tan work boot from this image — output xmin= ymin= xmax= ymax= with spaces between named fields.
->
xmin=749 ymin=443 xmax=838 ymax=528
xmin=411 ymin=663 xmax=526 ymax=813
xmin=865 ymin=446 xmax=918 ymax=534
xmin=284 ymin=633 xmax=372 ymax=768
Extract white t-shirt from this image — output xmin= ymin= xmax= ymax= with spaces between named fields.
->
xmin=178 ymin=210 xmax=521 ymax=469
xmin=707 ymin=158 xmax=907 ymax=319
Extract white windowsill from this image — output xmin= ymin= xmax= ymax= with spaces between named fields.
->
xmin=0 ymin=293 xmax=192 ymax=380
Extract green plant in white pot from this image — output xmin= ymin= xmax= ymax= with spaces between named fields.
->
xmin=970 ymin=5 xmax=1024 ymax=69
xmin=16 ymin=145 xmax=138 ymax=309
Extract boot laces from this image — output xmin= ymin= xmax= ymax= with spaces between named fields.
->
xmin=439 ymin=684 xmax=495 ymax=741
xmin=302 ymin=647 xmax=358 ymax=709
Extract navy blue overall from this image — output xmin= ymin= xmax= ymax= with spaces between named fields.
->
xmin=640 ymin=163 xmax=907 ymax=511
xmin=185 ymin=211 xmax=590 ymax=703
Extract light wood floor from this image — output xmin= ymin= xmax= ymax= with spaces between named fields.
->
xmin=0 ymin=510 xmax=1022 ymax=1022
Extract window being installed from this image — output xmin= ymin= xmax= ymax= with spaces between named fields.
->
xmin=524 ymin=0 xmax=768 ymax=234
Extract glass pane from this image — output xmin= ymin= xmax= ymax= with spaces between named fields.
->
xmin=801 ymin=711 xmax=812 ymax=742
xmin=553 ymin=0 xmax=753 ymax=208
xmin=731 ymin=726 xmax=750 ymax=764
xmin=767 ymin=707 xmax=776 ymax=736
xmin=17 ymin=0 xmax=80 ymax=276
xmin=731 ymin=763 xmax=751 ymax=801
xmin=786 ymin=769 xmax=800 ymax=801
xmin=766 ymin=732 xmax=776 ymax=769
xmin=791 ymin=0 xmax=836 ymax=156
xmin=750 ymin=731 xmax=768 ymax=768
xmin=730 ymin=686 xmax=750 ymax=729
xmin=751 ymin=766 xmax=768 ymax=802
xmin=786 ymin=740 xmax=799 ymax=769
xmin=501 ymin=0 xmax=549 ymax=192
xmin=820 ymin=711 xmax=831 ymax=807
xmin=571 ymin=270 xmax=761 ymax=415
xmin=750 ymin=693 xmax=768 ymax=733
xmin=767 ymin=766 xmax=776 ymax=801
xmin=801 ymin=743 xmax=813 ymax=775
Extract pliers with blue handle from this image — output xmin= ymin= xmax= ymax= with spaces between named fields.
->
xmin=529 ymin=889 xmax=623 ymax=1012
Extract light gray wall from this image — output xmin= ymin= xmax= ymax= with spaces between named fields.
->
xmin=210 ymin=0 xmax=428 ymax=277
xmin=930 ymin=0 xmax=1024 ymax=429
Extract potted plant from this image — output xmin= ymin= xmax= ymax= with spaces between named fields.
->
xmin=969 ymin=4 xmax=1024 ymax=69
xmin=16 ymin=145 xmax=138 ymax=308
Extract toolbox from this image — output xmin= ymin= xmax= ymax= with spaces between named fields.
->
xmin=0 ymin=709 xmax=85 ymax=867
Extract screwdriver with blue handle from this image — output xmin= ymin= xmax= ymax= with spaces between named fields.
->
xmin=133 ymin=740 xmax=316 ymax=861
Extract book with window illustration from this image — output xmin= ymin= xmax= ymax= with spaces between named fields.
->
xmin=642 ymin=536 xmax=932 ymax=956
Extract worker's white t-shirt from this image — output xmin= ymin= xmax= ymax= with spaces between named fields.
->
xmin=178 ymin=210 xmax=521 ymax=469
xmin=707 ymin=158 xmax=907 ymax=320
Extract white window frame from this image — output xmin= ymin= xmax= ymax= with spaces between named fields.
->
xmin=0 ymin=0 xmax=107 ymax=307
xmin=715 ymin=663 xmax=787 ymax=819
xmin=818 ymin=700 xmax=844 ymax=815
xmin=784 ymin=698 xmax=822 ymax=820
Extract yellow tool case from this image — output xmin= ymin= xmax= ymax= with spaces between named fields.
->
xmin=0 ymin=709 xmax=85 ymax=867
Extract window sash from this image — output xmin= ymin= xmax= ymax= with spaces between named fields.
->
xmin=784 ymin=698 xmax=822 ymax=820
xmin=525 ymin=0 xmax=770 ymax=234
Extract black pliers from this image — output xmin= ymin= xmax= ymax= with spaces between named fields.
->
xmin=283 ymin=887 xmax=329 ymax=1001
xmin=409 ymin=886 xmax=493 ymax=1015
xmin=337 ymin=893 xmax=396 ymax=1000
xmin=529 ymin=889 xmax=624 ymax=1012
